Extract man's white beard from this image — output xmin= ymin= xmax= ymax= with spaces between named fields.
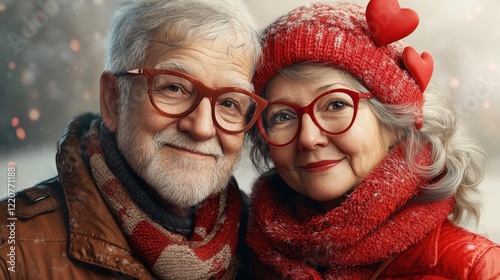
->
xmin=116 ymin=108 xmax=239 ymax=208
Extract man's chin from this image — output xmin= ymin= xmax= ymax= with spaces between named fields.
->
xmin=142 ymin=168 xmax=226 ymax=207
xmin=155 ymin=183 xmax=223 ymax=208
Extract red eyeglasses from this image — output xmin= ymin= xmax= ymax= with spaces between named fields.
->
xmin=258 ymin=89 xmax=373 ymax=146
xmin=118 ymin=68 xmax=268 ymax=134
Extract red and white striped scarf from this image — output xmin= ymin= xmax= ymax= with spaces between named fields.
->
xmin=83 ymin=121 xmax=242 ymax=279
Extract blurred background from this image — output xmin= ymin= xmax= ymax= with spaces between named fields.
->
xmin=1 ymin=0 xmax=499 ymax=242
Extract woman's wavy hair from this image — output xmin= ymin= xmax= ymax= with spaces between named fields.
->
xmin=248 ymin=63 xmax=486 ymax=225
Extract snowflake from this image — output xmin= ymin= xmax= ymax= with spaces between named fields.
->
xmin=465 ymin=243 xmax=476 ymax=251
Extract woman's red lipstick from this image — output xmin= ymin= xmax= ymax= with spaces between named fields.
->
xmin=301 ymin=160 xmax=341 ymax=173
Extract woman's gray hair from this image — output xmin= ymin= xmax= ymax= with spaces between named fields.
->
xmin=104 ymin=0 xmax=261 ymax=101
xmin=418 ymin=84 xmax=486 ymax=225
xmin=248 ymin=63 xmax=486 ymax=225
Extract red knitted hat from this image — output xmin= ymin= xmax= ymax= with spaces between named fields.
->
xmin=254 ymin=2 xmax=431 ymax=129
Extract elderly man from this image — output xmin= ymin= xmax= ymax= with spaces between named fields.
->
xmin=0 ymin=0 xmax=265 ymax=279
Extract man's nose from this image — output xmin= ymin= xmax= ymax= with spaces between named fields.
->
xmin=177 ymin=97 xmax=217 ymax=140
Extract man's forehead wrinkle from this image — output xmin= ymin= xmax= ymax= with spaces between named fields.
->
xmin=155 ymin=60 xmax=193 ymax=75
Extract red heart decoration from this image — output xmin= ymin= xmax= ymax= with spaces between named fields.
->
xmin=366 ymin=0 xmax=419 ymax=46
xmin=402 ymin=46 xmax=434 ymax=92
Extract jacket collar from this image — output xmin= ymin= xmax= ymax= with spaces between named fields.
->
xmin=382 ymin=220 xmax=443 ymax=276
xmin=56 ymin=114 xmax=153 ymax=279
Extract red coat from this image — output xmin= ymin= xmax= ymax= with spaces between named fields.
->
xmin=378 ymin=219 xmax=500 ymax=279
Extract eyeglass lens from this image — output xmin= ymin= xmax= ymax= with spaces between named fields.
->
xmin=151 ymin=74 xmax=258 ymax=132
xmin=260 ymin=90 xmax=356 ymax=145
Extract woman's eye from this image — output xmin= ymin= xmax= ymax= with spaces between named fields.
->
xmin=270 ymin=112 xmax=293 ymax=125
xmin=327 ymin=100 xmax=349 ymax=110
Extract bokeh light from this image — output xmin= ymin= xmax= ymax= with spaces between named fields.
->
xmin=16 ymin=128 xmax=26 ymax=140
xmin=21 ymin=69 xmax=35 ymax=86
xmin=449 ymin=77 xmax=461 ymax=89
xmin=29 ymin=108 xmax=40 ymax=121
xmin=70 ymin=39 xmax=81 ymax=52
xmin=483 ymin=100 xmax=492 ymax=110
xmin=489 ymin=62 xmax=497 ymax=71
xmin=8 ymin=61 xmax=16 ymax=71
xmin=11 ymin=117 xmax=19 ymax=127
xmin=474 ymin=5 xmax=482 ymax=15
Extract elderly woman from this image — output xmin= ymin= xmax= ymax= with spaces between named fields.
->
xmin=246 ymin=2 xmax=500 ymax=279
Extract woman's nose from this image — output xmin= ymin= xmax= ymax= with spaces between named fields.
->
xmin=297 ymin=113 xmax=328 ymax=151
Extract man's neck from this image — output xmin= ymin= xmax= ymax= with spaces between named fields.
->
xmin=165 ymin=204 xmax=192 ymax=218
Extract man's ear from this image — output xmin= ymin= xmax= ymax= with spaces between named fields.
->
xmin=100 ymin=72 xmax=120 ymax=133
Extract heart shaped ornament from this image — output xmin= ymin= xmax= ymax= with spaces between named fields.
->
xmin=366 ymin=0 xmax=419 ymax=46
xmin=403 ymin=47 xmax=434 ymax=92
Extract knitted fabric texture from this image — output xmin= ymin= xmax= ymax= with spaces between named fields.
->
xmin=253 ymin=3 xmax=424 ymax=127
xmin=83 ymin=120 xmax=242 ymax=280
xmin=246 ymin=144 xmax=455 ymax=279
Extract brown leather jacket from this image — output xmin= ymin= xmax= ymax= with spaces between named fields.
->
xmin=0 ymin=114 xmax=247 ymax=279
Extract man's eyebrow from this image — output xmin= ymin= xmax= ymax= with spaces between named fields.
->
xmin=233 ymin=78 xmax=254 ymax=92
xmin=155 ymin=60 xmax=192 ymax=75
xmin=155 ymin=60 xmax=254 ymax=92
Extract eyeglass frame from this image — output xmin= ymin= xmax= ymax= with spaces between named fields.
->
xmin=257 ymin=88 xmax=373 ymax=147
xmin=116 ymin=68 xmax=268 ymax=134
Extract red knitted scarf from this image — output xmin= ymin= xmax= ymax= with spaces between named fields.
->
xmin=83 ymin=121 xmax=242 ymax=279
xmin=247 ymin=145 xmax=455 ymax=279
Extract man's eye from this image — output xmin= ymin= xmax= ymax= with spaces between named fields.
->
xmin=165 ymin=84 xmax=183 ymax=93
xmin=220 ymin=100 xmax=236 ymax=108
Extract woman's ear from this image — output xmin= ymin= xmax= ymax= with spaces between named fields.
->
xmin=100 ymin=72 xmax=120 ymax=132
